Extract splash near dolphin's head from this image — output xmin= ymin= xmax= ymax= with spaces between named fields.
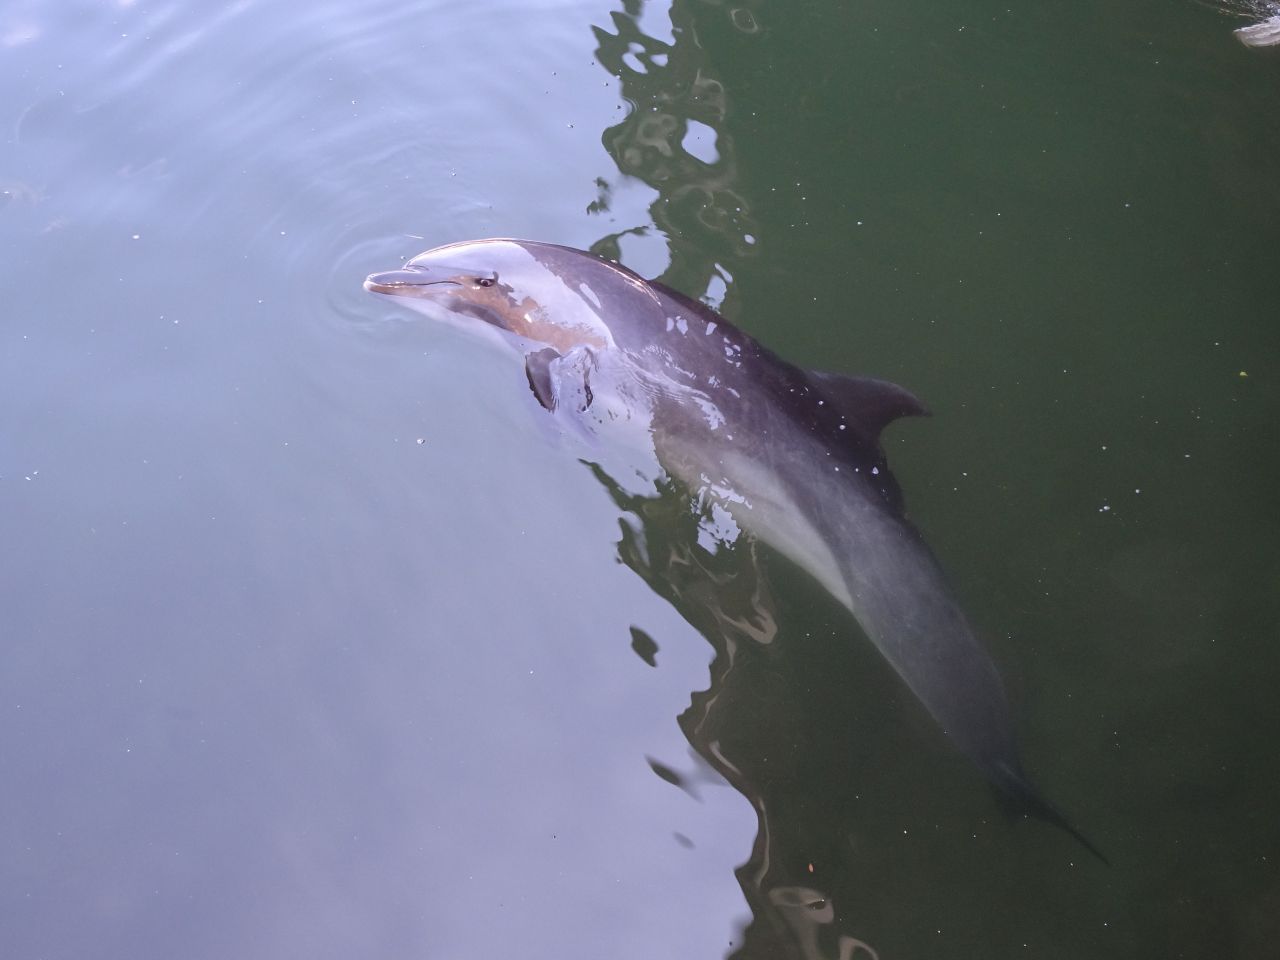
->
xmin=364 ymin=239 xmax=616 ymax=354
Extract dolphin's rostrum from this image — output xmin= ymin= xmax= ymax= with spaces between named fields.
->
xmin=365 ymin=238 xmax=1104 ymax=861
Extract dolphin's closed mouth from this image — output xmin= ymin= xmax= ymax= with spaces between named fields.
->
xmin=363 ymin=268 xmax=462 ymax=294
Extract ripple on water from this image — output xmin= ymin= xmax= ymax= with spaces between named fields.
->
xmin=7 ymin=0 xmax=628 ymax=266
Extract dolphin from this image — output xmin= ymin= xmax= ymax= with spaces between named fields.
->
xmin=364 ymin=238 xmax=1103 ymax=861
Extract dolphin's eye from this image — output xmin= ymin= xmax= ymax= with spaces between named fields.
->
xmin=476 ymin=277 xmax=495 ymax=288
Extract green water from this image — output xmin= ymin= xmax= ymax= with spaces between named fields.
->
xmin=1 ymin=0 xmax=1276 ymax=956
xmin=665 ymin=3 xmax=1280 ymax=955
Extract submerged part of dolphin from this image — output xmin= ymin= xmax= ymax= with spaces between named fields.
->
xmin=365 ymin=239 xmax=1103 ymax=861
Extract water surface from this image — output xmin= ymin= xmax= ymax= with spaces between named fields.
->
xmin=2 ymin=1 xmax=1277 ymax=957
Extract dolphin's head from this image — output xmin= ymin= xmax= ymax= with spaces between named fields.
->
xmin=365 ymin=239 xmax=636 ymax=355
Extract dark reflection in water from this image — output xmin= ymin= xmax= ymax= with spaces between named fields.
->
xmin=585 ymin=4 xmax=894 ymax=956
xmin=596 ymin=466 xmax=887 ymax=959
xmin=589 ymin=0 xmax=760 ymax=308
xmin=583 ymin=5 xmax=884 ymax=955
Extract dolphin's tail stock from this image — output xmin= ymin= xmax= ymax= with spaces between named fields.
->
xmin=989 ymin=762 xmax=1109 ymax=865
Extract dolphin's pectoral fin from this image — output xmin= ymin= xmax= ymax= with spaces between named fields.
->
xmin=551 ymin=345 xmax=599 ymax=413
xmin=807 ymin=370 xmax=930 ymax=439
xmin=525 ymin=347 xmax=563 ymax=411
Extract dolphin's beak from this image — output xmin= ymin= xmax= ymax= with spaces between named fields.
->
xmin=364 ymin=269 xmax=422 ymax=291
xmin=363 ymin=267 xmax=461 ymax=295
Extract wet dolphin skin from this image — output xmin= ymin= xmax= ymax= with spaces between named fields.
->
xmin=365 ymin=238 xmax=1104 ymax=861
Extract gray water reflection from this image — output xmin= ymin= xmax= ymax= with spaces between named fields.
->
xmin=1 ymin=0 xmax=761 ymax=957
xmin=597 ymin=468 xmax=894 ymax=959
xmin=589 ymin=0 xmax=760 ymax=308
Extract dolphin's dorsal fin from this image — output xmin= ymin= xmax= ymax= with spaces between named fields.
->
xmin=806 ymin=370 xmax=930 ymax=439
xmin=525 ymin=347 xmax=562 ymax=411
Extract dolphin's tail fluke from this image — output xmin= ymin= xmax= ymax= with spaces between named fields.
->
xmin=990 ymin=762 xmax=1110 ymax=865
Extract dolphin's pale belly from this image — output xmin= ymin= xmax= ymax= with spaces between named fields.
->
xmin=557 ymin=368 xmax=855 ymax=608
xmin=664 ymin=424 xmax=1017 ymax=768
xmin=713 ymin=447 xmax=854 ymax=610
